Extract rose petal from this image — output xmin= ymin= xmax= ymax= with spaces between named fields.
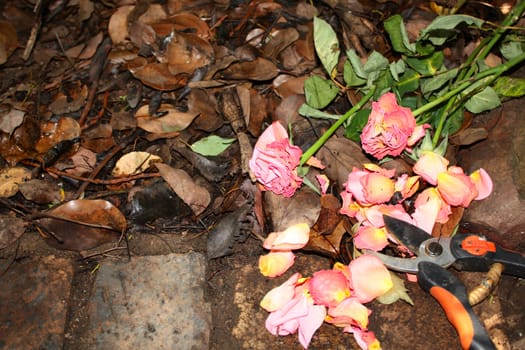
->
xmin=260 ymin=272 xmax=301 ymax=312
xmin=470 ymin=168 xmax=493 ymax=200
xmin=263 ymin=223 xmax=310 ymax=250
xmin=349 ymin=255 xmax=393 ymax=303
xmin=259 ymin=251 xmax=296 ymax=277
xmin=413 ymin=151 xmax=449 ymax=185
xmin=354 ymin=225 xmax=389 ymax=251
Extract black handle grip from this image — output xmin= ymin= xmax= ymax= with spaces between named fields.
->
xmin=417 ymin=262 xmax=496 ymax=350
xmin=450 ymin=234 xmax=525 ymax=277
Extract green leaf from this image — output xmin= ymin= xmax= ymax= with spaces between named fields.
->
xmin=406 ymin=51 xmax=444 ymax=75
xmin=383 ymin=14 xmax=416 ymax=54
xmin=492 ymin=76 xmax=525 ymax=97
xmin=442 ymin=107 xmax=464 ymax=135
xmin=420 ymin=67 xmax=459 ymax=96
xmin=190 ymin=135 xmax=236 ymax=156
xmin=304 ymin=76 xmax=339 ymax=109
xmin=389 ymin=59 xmax=406 ymax=81
xmin=465 ymin=86 xmax=501 ymax=113
xmin=376 ymin=271 xmax=414 ymax=306
xmin=343 ymin=109 xmax=371 ymax=142
xmin=346 ymin=49 xmax=367 ymax=79
xmin=418 ymin=15 xmax=485 ymax=46
xmin=298 ymin=104 xmax=340 ymax=120
xmin=500 ymin=39 xmax=523 ymax=60
xmin=395 ymin=69 xmax=420 ymax=96
xmin=344 ymin=60 xmax=366 ymax=87
xmin=363 ymin=51 xmax=389 ymax=75
xmin=313 ymin=17 xmax=340 ymax=77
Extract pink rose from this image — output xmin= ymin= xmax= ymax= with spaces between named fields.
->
xmin=249 ymin=122 xmax=303 ymax=197
xmin=360 ymin=93 xmax=426 ymax=159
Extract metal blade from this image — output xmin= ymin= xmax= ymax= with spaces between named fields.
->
xmin=383 ymin=215 xmax=431 ymax=255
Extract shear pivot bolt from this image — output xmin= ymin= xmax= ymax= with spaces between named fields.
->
xmin=426 ymin=241 xmax=443 ymax=256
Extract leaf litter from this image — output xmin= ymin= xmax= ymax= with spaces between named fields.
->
xmin=0 ymin=1 xmax=522 ymax=349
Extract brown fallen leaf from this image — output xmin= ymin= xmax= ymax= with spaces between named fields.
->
xmin=303 ymin=218 xmax=349 ymax=261
xmin=135 ymin=104 xmax=198 ymax=134
xmin=112 ymin=151 xmax=162 ymax=177
xmin=0 ymin=20 xmax=18 ymax=65
xmin=128 ymin=59 xmax=188 ymax=91
xmin=156 ymin=163 xmax=211 ymax=216
xmin=0 ymin=216 xmax=27 ymax=249
xmin=166 ymin=31 xmax=214 ymax=75
xmin=18 ymin=179 xmax=63 ymax=204
xmin=35 ymin=117 xmax=81 ymax=154
xmin=220 ymin=57 xmax=279 ymax=81
xmin=36 ymin=199 xmax=125 ymax=251
xmin=264 ymin=187 xmax=320 ymax=232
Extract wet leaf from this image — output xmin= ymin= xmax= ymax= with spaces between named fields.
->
xmin=37 ymin=199 xmax=125 ymax=251
xmin=376 ymin=271 xmax=414 ymax=305
xmin=136 ymin=104 xmax=198 ymax=134
xmin=35 ymin=117 xmax=81 ymax=154
xmin=0 ymin=216 xmax=27 ymax=249
xmin=0 ymin=167 xmax=32 ymax=198
xmin=191 ymin=135 xmax=236 ymax=156
xmin=156 ymin=163 xmax=211 ymax=216
xmin=313 ymin=17 xmax=339 ymax=76
xmin=112 ymin=151 xmax=162 ymax=177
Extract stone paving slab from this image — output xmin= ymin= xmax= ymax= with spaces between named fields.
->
xmin=82 ymin=252 xmax=210 ymax=350
xmin=0 ymin=255 xmax=75 ymax=350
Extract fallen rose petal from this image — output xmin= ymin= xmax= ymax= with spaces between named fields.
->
xmin=362 ymin=173 xmax=395 ymax=204
xmin=437 ymin=166 xmax=477 ymax=207
xmin=259 ymin=251 xmax=296 ymax=277
xmin=263 ymin=223 xmax=310 ymax=250
xmin=413 ymin=151 xmax=449 ymax=185
xmin=470 ymin=168 xmax=493 ymax=200
xmin=326 ymin=297 xmax=370 ymax=329
xmin=345 ymin=326 xmax=381 ymax=350
xmin=308 ymin=269 xmax=351 ymax=308
xmin=412 ymin=187 xmax=451 ymax=234
xmin=349 ymin=255 xmax=393 ymax=303
xmin=297 ymin=302 xmax=326 ymax=349
xmin=407 ymin=124 xmax=430 ymax=147
xmin=316 ymin=174 xmax=330 ymax=195
xmin=260 ymin=272 xmax=301 ymax=312
xmin=354 ymin=225 xmax=389 ymax=251
xmin=394 ymin=174 xmax=420 ymax=200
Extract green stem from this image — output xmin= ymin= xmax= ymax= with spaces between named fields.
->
xmin=463 ymin=0 xmax=525 ymax=80
xmin=411 ymin=51 xmax=525 ymax=145
xmin=299 ymin=87 xmax=376 ymax=166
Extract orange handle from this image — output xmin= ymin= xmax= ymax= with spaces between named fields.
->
xmin=418 ymin=262 xmax=495 ymax=350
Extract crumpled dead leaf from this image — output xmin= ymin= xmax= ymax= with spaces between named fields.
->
xmin=264 ymin=187 xmax=320 ymax=232
xmin=156 ymin=163 xmax=211 ymax=216
xmin=206 ymin=204 xmax=252 ymax=259
xmin=18 ymin=179 xmax=63 ymax=204
xmin=36 ymin=199 xmax=125 ymax=251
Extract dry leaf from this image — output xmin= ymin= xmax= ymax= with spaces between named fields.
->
xmin=18 ymin=179 xmax=63 ymax=204
xmin=112 ymin=151 xmax=162 ymax=177
xmin=303 ymin=218 xmax=348 ymax=260
xmin=220 ymin=57 xmax=279 ymax=81
xmin=0 ymin=216 xmax=27 ymax=249
xmin=0 ymin=167 xmax=32 ymax=197
xmin=37 ymin=199 xmax=125 ymax=251
xmin=108 ymin=5 xmax=134 ymax=45
xmin=264 ymin=188 xmax=320 ymax=231
xmin=128 ymin=60 xmax=188 ymax=91
xmin=156 ymin=163 xmax=211 ymax=216
xmin=166 ymin=31 xmax=214 ymax=75
xmin=0 ymin=107 xmax=25 ymax=134
xmin=0 ymin=20 xmax=18 ymax=65
xmin=135 ymin=104 xmax=198 ymax=134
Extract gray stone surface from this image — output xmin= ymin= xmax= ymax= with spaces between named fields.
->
xmin=0 ymin=255 xmax=74 ymax=350
xmin=84 ymin=252 xmax=210 ymax=350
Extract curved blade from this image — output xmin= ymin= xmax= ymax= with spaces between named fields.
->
xmin=383 ymin=215 xmax=431 ymax=255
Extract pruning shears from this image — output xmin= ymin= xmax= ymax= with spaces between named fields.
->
xmin=366 ymin=215 xmax=525 ymax=350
